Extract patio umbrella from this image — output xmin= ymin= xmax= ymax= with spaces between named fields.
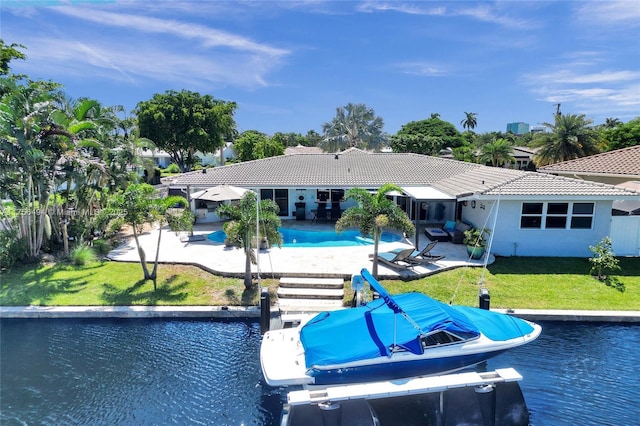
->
xmin=191 ymin=185 xmax=252 ymax=202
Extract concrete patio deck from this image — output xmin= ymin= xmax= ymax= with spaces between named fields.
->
xmin=107 ymin=221 xmax=492 ymax=280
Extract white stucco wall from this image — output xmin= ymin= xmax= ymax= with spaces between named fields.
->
xmin=461 ymin=199 xmax=613 ymax=257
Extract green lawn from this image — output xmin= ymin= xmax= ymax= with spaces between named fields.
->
xmin=1 ymin=257 xmax=639 ymax=310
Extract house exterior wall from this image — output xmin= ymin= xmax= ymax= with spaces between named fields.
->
xmin=463 ymin=199 xmax=613 ymax=257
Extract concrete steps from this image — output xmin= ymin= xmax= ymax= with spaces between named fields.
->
xmin=276 ymin=277 xmax=346 ymax=313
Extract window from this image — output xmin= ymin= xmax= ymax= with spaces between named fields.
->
xmin=260 ymin=189 xmax=289 ymax=216
xmin=520 ymin=202 xmax=594 ymax=230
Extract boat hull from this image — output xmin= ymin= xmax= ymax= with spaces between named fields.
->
xmin=306 ymin=349 xmax=507 ymax=386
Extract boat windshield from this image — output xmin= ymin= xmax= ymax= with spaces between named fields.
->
xmin=420 ymin=331 xmax=466 ymax=348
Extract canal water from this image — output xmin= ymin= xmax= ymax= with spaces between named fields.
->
xmin=1 ymin=318 xmax=638 ymax=425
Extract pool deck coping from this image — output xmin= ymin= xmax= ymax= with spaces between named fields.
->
xmin=2 ymin=305 xmax=639 ymax=323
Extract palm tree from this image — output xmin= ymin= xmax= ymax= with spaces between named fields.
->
xmin=604 ymin=117 xmax=622 ymax=128
xmin=216 ymin=191 xmax=283 ymax=288
xmin=321 ymin=103 xmax=386 ymax=152
xmin=461 ymin=112 xmax=478 ymax=132
xmin=478 ymin=138 xmax=515 ymax=167
xmin=0 ymin=79 xmax=64 ymax=260
xmin=533 ymin=113 xmax=600 ymax=166
xmin=336 ymin=184 xmax=415 ymax=279
xmin=111 ymin=183 xmax=192 ymax=290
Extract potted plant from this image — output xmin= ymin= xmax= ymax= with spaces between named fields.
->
xmin=463 ymin=227 xmax=490 ymax=259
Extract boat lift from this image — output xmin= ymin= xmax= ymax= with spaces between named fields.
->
xmin=282 ymin=368 xmax=527 ymax=426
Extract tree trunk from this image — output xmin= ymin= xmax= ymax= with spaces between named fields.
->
xmin=372 ymin=227 xmax=381 ymax=279
xmin=150 ymin=223 xmax=162 ymax=291
xmin=62 ymin=220 xmax=69 ymax=256
xmin=132 ymin=226 xmax=151 ymax=280
xmin=244 ymin=248 xmax=253 ymax=289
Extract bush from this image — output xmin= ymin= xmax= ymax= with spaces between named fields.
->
xmin=0 ymin=229 xmax=27 ymax=271
xmin=92 ymin=239 xmax=112 ymax=256
xmin=70 ymin=245 xmax=97 ymax=266
xmin=107 ymin=217 xmax=125 ymax=236
xmin=589 ymin=237 xmax=620 ymax=280
xmin=165 ymin=163 xmax=180 ymax=174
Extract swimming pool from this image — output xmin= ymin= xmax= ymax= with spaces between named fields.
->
xmin=207 ymin=227 xmax=403 ymax=247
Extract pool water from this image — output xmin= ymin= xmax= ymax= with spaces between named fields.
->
xmin=208 ymin=227 xmax=403 ymax=247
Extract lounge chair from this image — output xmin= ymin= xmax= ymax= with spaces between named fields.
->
xmin=375 ymin=247 xmax=416 ymax=270
xmin=405 ymin=241 xmax=445 ymax=265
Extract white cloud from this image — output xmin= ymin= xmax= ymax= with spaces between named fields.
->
xmin=357 ymin=1 xmax=445 ymax=16
xmin=53 ymin=6 xmax=289 ymax=57
xmin=575 ymin=0 xmax=640 ymax=27
xmin=394 ymin=61 xmax=450 ymax=77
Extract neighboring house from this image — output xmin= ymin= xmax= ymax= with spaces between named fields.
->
xmin=166 ymin=148 xmax=640 ymax=257
xmin=512 ymin=146 xmax=537 ymax=170
xmin=538 ymin=145 xmax=640 ymax=254
xmin=537 ymin=145 xmax=640 ymax=187
xmin=140 ymin=143 xmax=238 ymax=169
xmin=285 ymin=145 xmax=324 ymax=155
xmin=439 ymin=146 xmax=536 ymax=170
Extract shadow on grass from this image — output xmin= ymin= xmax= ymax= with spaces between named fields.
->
xmin=489 ymin=257 xmax=640 ymax=278
xmin=100 ymin=278 xmax=188 ymax=305
xmin=0 ymin=263 xmax=92 ymax=306
xmin=488 ymin=257 xmax=591 ymax=275
xmin=605 ymin=276 xmax=626 ymax=293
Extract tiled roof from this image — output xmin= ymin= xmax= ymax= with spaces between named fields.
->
xmin=168 ymin=148 xmax=638 ymax=198
xmin=538 ymin=145 xmax=640 ymax=177
xmin=169 ymin=148 xmax=480 ymax=188
xmin=483 ymin=172 xmax=638 ymax=197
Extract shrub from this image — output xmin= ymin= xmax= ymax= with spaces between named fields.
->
xmin=0 ymin=229 xmax=27 ymax=271
xmin=107 ymin=217 xmax=125 ymax=236
xmin=165 ymin=163 xmax=180 ymax=174
xmin=92 ymin=239 xmax=112 ymax=256
xmin=589 ymin=237 xmax=620 ymax=280
xmin=70 ymin=245 xmax=97 ymax=266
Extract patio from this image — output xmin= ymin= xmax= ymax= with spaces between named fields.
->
xmin=107 ymin=221 xmax=493 ymax=280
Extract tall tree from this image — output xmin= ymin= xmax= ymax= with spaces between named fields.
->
xmin=391 ymin=115 xmax=464 ymax=155
xmin=321 ymin=103 xmax=386 ymax=152
xmin=234 ymin=130 xmax=284 ymax=161
xmin=478 ymin=138 xmax=515 ymax=167
xmin=135 ymin=90 xmax=237 ymax=172
xmin=533 ymin=113 xmax=600 ymax=166
xmin=601 ymin=117 xmax=640 ymax=151
xmin=216 ymin=191 xmax=282 ymax=288
xmin=604 ymin=117 xmax=622 ymax=128
xmin=460 ymin=112 xmax=478 ymax=131
xmin=111 ymin=183 xmax=192 ymax=289
xmin=335 ymin=184 xmax=415 ymax=279
xmin=0 ymin=40 xmax=26 ymax=78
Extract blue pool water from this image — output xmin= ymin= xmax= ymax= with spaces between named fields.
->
xmin=208 ymin=227 xmax=403 ymax=247
xmin=1 ymin=319 xmax=639 ymax=425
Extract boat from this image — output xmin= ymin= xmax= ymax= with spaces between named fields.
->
xmin=260 ymin=268 xmax=541 ymax=387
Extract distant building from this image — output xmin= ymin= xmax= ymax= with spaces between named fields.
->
xmin=530 ymin=125 xmax=546 ymax=134
xmin=506 ymin=122 xmax=530 ymax=135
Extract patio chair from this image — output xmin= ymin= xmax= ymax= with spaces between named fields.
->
xmin=313 ymin=203 xmax=329 ymax=222
xmin=405 ymin=241 xmax=445 ymax=265
xmin=375 ymin=247 xmax=416 ymax=270
xmin=330 ymin=203 xmax=342 ymax=221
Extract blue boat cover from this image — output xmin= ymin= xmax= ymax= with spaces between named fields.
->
xmin=300 ymin=269 xmax=534 ymax=369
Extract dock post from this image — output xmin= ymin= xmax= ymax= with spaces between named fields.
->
xmin=260 ymin=287 xmax=270 ymax=334
xmin=479 ymin=288 xmax=490 ymax=310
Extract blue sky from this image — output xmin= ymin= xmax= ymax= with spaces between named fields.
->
xmin=2 ymin=1 xmax=639 ymax=136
